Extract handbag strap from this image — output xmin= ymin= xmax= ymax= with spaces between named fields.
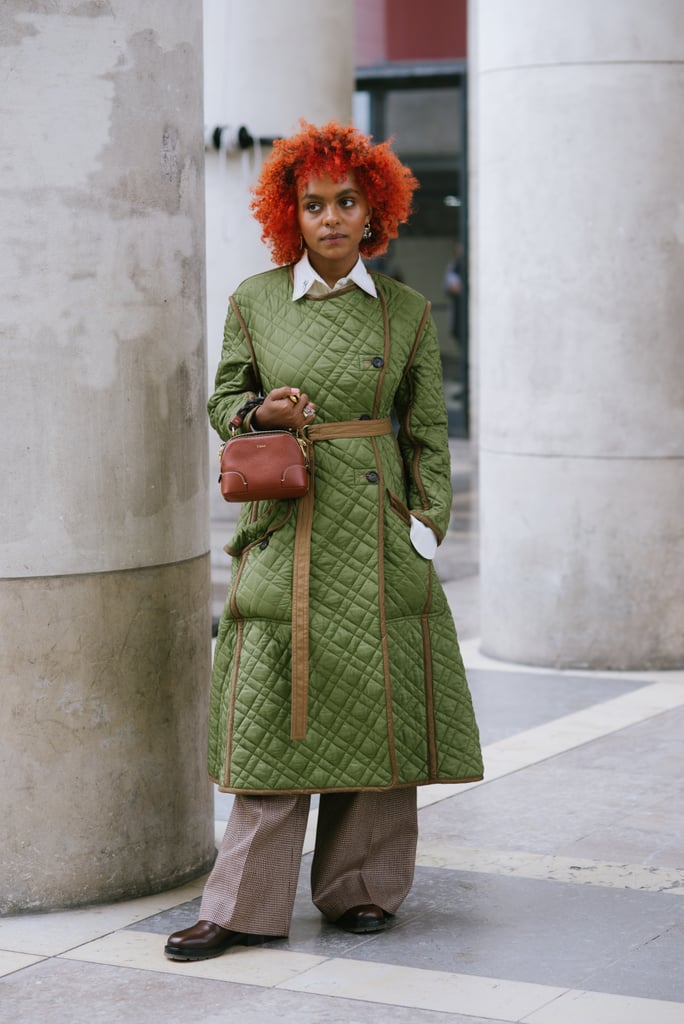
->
xmin=229 ymin=295 xmax=263 ymax=395
xmin=290 ymin=416 xmax=394 ymax=740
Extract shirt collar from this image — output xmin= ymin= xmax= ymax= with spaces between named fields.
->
xmin=292 ymin=251 xmax=377 ymax=301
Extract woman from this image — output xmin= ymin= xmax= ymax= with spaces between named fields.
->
xmin=165 ymin=121 xmax=483 ymax=961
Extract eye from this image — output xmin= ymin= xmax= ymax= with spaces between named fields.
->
xmin=304 ymin=202 xmax=321 ymax=213
xmin=340 ymin=197 xmax=355 ymax=208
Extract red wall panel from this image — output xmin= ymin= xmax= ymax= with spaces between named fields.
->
xmin=388 ymin=0 xmax=466 ymax=61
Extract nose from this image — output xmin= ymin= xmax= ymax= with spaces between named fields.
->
xmin=323 ymin=204 xmax=339 ymax=226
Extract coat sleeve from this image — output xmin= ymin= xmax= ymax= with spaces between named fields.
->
xmin=393 ymin=306 xmax=453 ymax=543
xmin=207 ymin=298 xmax=260 ymax=440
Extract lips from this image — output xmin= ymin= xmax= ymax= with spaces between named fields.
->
xmin=322 ymin=233 xmax=345 ymax=241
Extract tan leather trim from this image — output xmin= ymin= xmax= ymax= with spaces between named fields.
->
xmin=304 ymin=419 xmax=390 ymax=441
xmin=386 ymin=488 xmax=412 ymax=526
xmin=421 ymin=568 xmax=437 ymax=778
xmin=288 ymin=417 xmax=394 ymax=741
xmin=229 ymin=295 xmax=262 ymax=392
xmin=215 ymin=775 xmax=485 ymax=796
xmin=224 ymin=503 xmax=294 ymax=558
xmin=223 ymin=617 xmax=244 ymax=788
xmin=228 ymin=544 xmax=249 ymax=620
xmin=410 ymin=510 xmax=444 ymax=545
xmin=372 ymin=289 xmax=390 ymax=419
xmin=290 ymin=465 xmax=315 ymax=740
xmin=402 ymin=301 xmax=432 ymax=509
xmin=223 ymin=503 xmax=260 ymax=783
xmin=405 ymin=301 xmax=432 ymax=372
xmin=372 ymin=436 xmax=398 ymax=785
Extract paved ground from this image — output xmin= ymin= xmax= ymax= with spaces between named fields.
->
xmin=2 ymin=441 xmax=683 ymax=1023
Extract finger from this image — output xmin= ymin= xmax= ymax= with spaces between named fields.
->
xmin=268 ymin=386 xmax=300 ymax=403
xmin=300 ymin=394 xmax=316 ymax=418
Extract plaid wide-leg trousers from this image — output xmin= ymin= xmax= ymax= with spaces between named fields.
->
xmin=199 ymin=789 xmax=418 ymax=936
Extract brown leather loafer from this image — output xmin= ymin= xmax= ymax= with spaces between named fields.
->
xmin=334 ymin=904 xmax=389 ymax=934
xmin=164 ymin=920 xmax=279 ymax=961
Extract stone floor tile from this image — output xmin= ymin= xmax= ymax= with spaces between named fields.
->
xmin=418 ymin=707 xmax=684 ymax=868
xmin=137 ymin=860 xmax=684 ymax=1003
xmin=128 ymin=891 xmax=410 ymax=961
xmin=126 ymin=897 xmax=203 ymax=936
xmin=0 ymin=950 xmax=44 ymax=977
xmin=577 ymin=917 xmax=684 ymax=1002
xmin=61 ymin=929 xmax=325 ymax=986
xmin=414 ymin=841 xmax=684 ymax=893
xmin=522 ymin=988 xmax=684 ymax=1024
xmin=466 ymin=669 xmax=648 ymax=745
xmin=340 ymin=865 xmax=684 ymax=1002
xmin=280 ymin=957 xmax=567 ymax=1021
xmin=0 ymin=881 xmax=205 ymax=958
xmin=0 ymin=957 xmax=505 ymax=1024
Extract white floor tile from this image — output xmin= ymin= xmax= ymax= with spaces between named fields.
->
xmin=60 ymin=929 xmax=326 ymax=987
xmin=415 ymin=841 xmax=684 ymax=894
xmin=522 ymin=988 xmax=684 ymax=1024
xmin=279 ymin=957 xmax=568 ymax=1021
xmin=0 ymin=950 xmax=45 ymax=977
xmin=0 ymin=880 xmax=205 ymax=957
xmin=460 ymin=641 xmax=684 ymax=690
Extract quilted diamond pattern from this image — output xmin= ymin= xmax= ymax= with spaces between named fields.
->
xmin=208 ymin=268 xmax=483 ymax=793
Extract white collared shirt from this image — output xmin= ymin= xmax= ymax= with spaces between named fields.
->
xmin=292 ymin=251 xmax=378 ymax=301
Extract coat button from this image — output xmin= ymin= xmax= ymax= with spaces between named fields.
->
xmin=358 ymin=413 xmax=371 ymax=420
xmin=371 ymin=356 xmax=384 ymax=368
xmin=366 ymin=471 xmax=379 ymax=483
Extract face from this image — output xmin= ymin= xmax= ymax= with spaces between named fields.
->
xmin=297 ymin=173 xmax=371 ymax=284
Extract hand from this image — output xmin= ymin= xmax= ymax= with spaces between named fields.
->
xmin=252 ymin=387 xmax=316 ymax=430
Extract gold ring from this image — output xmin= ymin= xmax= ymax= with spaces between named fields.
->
xmin=288 ymin=394 xmax=298 ymax=404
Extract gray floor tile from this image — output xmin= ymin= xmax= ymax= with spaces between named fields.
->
xmin=124 ymin=669 xmax=684 ymax=1013
xmin=131 ymin=857 xmax=684 ymax=1003
xmin=418 ymin=706 xmax=684 ymax=867
xmin=580 ymin=919 xmax=684 ymax=1001
xmin=0 ymin=957 xmax=506 ymax=1024
xmin=338 ymin=865 xmax=684 ymax=1002
xmin=128 ymin=888 xmax=406 ymax=960
xmin=466 ymin=669 xmax=650 ymax=745
xmin=127 ymin=897 xmax=203 ymax=936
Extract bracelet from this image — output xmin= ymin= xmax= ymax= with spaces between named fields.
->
xmin=229 ymin=396 xmax=264 ymax=430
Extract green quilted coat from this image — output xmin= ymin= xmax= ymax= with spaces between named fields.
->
xmin=208 ymin=266 xmax=483 ymax=794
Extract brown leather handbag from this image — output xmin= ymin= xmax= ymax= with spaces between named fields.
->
xmin=216 ymin=300 xmax=310 ymax=502
xmin=218 ymin=429 xmax=310 ymax=502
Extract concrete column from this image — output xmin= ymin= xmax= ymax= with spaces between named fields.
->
xmin=203 ymin=0 xmax=354 ymax=573
xmin=0 ymin=2 xmax=214 ymax=912
xmin=472 ymin=0 xmax=684 ymax=668
xmin=203 ymin=0 xmax=354 ymax=383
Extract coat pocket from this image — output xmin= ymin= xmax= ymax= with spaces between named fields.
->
xmin=383 ymin=489 xmax=430 ymax=619
xmin=386 ymin=488 xmax=411 ymax=526
xmin=225 ymin=500 xmax=294 ymax=557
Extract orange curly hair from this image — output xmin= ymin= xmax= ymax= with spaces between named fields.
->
xmin=250 ymin=120 xmax=419 ymax=266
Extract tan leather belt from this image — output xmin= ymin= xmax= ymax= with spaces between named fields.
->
xmin=290 ymin=416 xmax=394 ymax=740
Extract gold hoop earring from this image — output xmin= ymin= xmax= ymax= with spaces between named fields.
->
xmin=299 ymin=234 xmax=304 ymax=250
